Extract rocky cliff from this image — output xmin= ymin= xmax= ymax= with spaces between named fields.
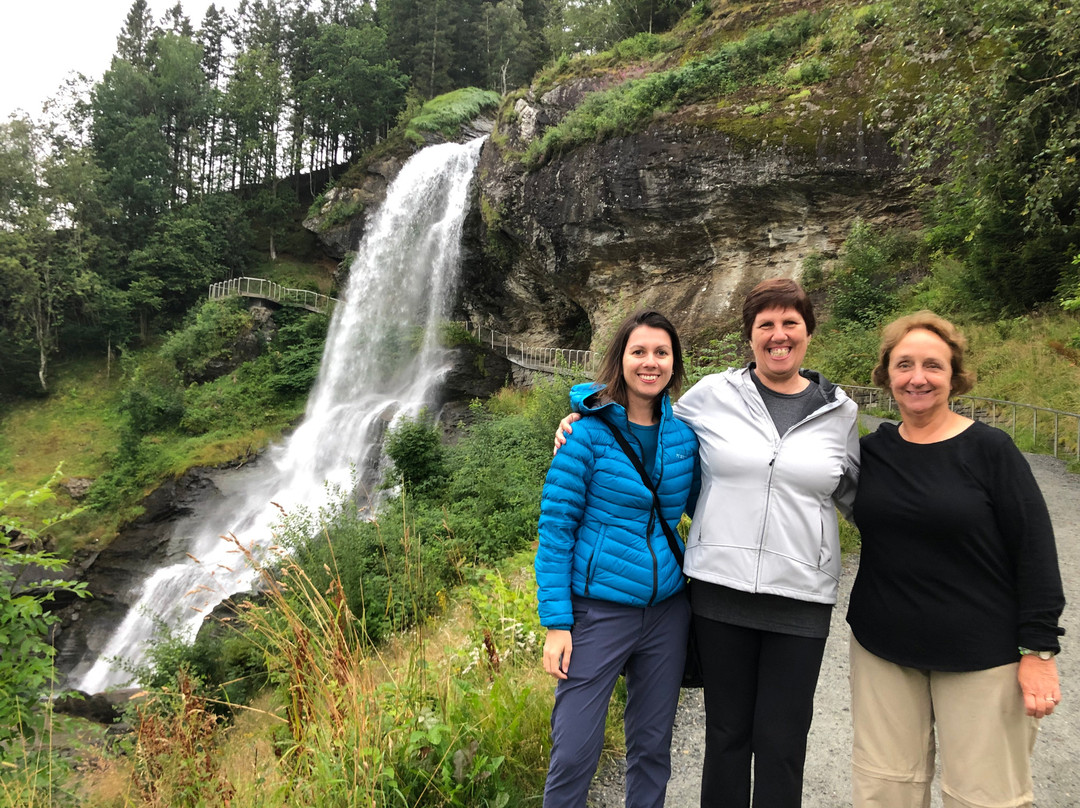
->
xmin=311 ymin=106 xmax=918 ymax=355
xmin=463 ymin=95 xmax=918 ymax=351
xmin=305 ymin=5 xmax=921 ymax=352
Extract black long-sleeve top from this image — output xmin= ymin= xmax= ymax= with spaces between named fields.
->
xmin=847 ymin=422 xmax=1065 ymax=671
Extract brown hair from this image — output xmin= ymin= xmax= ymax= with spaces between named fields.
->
xmin=741 ymin=278 xmax=816 ymax=341
xmin=871 ymin=310 xmax=976 ymax=396
xmin=595 ymin=310 xmax=686 ymax=415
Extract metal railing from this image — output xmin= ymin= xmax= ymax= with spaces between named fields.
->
xmin=466 ymin=323 xmax=599 ymax=375
xmin=841 ymin=385 xmax=1080 ymax=461
xmin=209 ymin=276 xmax=339 ymax=315
xmin=205 ymin=291 xmax=1077 ymax=461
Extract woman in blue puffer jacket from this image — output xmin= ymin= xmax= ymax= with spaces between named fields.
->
xmin=536 ymin=309 xmax=700 ymax=808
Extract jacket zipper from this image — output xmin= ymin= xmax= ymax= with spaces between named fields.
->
xmin=630 ymin=423 xmax=662 ymax=606
xmin=753 ymin=391 xmax=845 ymax=589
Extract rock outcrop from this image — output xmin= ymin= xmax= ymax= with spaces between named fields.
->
xmin=460 ymin=84 xmax=918 ymax=351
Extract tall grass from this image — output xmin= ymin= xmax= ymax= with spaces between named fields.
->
xmin=404 ymin=88 xmax=502 ymax=145
xmin=73 ymin=515 xmax=559 ymax=807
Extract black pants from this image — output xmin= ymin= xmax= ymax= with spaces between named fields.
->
xmin=695 ymin=616 xmax=827 ymax=808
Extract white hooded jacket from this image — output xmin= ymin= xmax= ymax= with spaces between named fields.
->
xmin=676 ymin=365 xmax=860 ymax=605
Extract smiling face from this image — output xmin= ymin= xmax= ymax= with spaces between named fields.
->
xmin=622 ymin=324 xmax=674 ymax=409
xmin=887 ymin=327 xmax=955 ymax=421
xmin=749 ymin=306 xmax=810 ymax=391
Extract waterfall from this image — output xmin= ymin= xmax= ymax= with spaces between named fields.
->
xmin=72 ymin=137 xmax=486 ymax=694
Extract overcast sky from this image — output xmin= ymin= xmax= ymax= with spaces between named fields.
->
xmin=0 ymin=1 xmax=241 ymax=121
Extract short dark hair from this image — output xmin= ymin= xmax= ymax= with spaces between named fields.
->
xmin=871 ymin=310 xmax=976 ymax=396
xmin=741 ymin=278 xmax=816 ymax=341
xmin=595 ymin=310 xmax=686 ymax=415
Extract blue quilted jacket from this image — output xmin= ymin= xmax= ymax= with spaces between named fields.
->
xmin=535 ymin=383 xmax=700 ymax=629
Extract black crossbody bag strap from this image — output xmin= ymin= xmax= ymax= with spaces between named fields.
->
xmin=599 ymin=418 xmax=685 ymax=567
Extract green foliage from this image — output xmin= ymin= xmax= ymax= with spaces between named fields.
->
xmin=385 ymin=410 xmax=448 ymax=491
xmin=117 ymin=353 xmax=185 ymax=444
xmin=905 ymin=253 xmax=990 ymax=318
xmin=277 ymin=378 xmax=573 ymax=653
xmin=878 ymin=0 xmax=1080 ymax=315
xmin=441 ymin=321 xmax=481 ymax=348
xmin=826 ymin=220 xmax=916 ymax=328
xmin=160 ymin=298 xmax=255 ymax=384
xmin=129 ymin=673 xmax=231 ymax=806
xmin=804 ymin=321 xmax=882 ymax=387
xmin=607 ymin=32 xmax=675 ymax=61
xmin=839 ymin=515 xmax=862 ymax=555
xmin=458 ymin=569 xmax=543 ymax=675
xmin=262 ymin=308 xmax=330 ymax=396
xmin=87 ymin=306 xmax=327 ymax=511
xmin=314 ymin=193 xmax=365 ymax=232
xmin=0 ymin=471 xmax=88 ymax=755
xmin=686 ymin=333 xmax=744 ymax=386
xmin=131 ymin=617 xmax=269 ymax=712
xmin=525 ymin=12 xmax=819 ymax=166
xmin=404 ymin=88 xmax=502 ymax=145
xmin=1061 ymin=252 xmax=1080 ymax=314
xmin=545 ymin=0 xmax=694 ymax=56
xmin=801 ymin=251 xmax=827 ymax=292
xmin=782 ymin=57 xmax=829 ymax=86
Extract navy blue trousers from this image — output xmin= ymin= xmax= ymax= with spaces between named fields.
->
xmin=543 ymin=592 xmax=691 ymax=808
xmin=695 ymin=617 xmax=828 ymax=808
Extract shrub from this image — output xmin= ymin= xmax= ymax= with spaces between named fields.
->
xmin=782 ymin=57 xmax=829 ymax=86
xmin=0 ymin=472 xmax=87 ymax=754
xmin=686 ymin=333 xmax=744 ymax=387
xmin=441 ymin=321 xmax=481 ymax=348
xmin=610 ymin=32 xmax=671 ymax=60
xmin=116 ymin=354 xmax=185 ymax=446
xmin=804 ymin=320 xmax=882 ymax=386
xmin=160 ymin=298 xmax=255 ymax=384
xmin=385 ymin=410 xmax=447 ymax=491
xmin=826 ymin=219 xmax=917 ymax=327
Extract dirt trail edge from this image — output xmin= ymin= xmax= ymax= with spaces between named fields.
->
xmin=587 ymin=450 xmax=1080 ymax=808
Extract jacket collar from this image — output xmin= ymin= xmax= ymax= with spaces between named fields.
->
xmin=737 ymin=363 xmax=840 ymax=403
xmin=570 ymin=382 xmax=674 ymax=428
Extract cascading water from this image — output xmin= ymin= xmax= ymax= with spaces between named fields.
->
xmin=72 ymin=137 xmax=486 ymax=694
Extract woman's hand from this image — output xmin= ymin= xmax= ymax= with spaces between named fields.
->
xmin=543 ymin=629 xmax=573 ymax=679
xmin=553 ymin=413 xmax=582 ymax=455
xmin=1018 ymin=654 xmax=1062 ymax=718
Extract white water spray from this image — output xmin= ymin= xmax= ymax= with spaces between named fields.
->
xmin=73 ymin=138 xmax=485 ymax=693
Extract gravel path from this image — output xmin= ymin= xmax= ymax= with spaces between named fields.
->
xmin=587 ymin=447 xmax=1080 ymax=807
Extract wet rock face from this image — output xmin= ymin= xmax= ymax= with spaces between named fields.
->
xmin=441 ymin=343 xmax=515 ymax=404
xmin=52 ymin=467 xmax=232 ymax=686
xmin=467 ymin=106 xmax=918 ymax=349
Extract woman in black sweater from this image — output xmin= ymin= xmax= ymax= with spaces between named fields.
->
xmin=847 ymin=311 xmax=1065 ymax=808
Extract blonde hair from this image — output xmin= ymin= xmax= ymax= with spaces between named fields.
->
xmin=871 ymin=311 xmax=976 ymax=396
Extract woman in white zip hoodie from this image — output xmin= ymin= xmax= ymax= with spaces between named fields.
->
xmin=558 ymin=279 xmax=860 ymax=808
xmin=677 ymin=279 xmax=859 ymax=808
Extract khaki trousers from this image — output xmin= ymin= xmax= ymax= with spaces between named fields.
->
xmin=850 ymin=634 xmax=1039 ymax=808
